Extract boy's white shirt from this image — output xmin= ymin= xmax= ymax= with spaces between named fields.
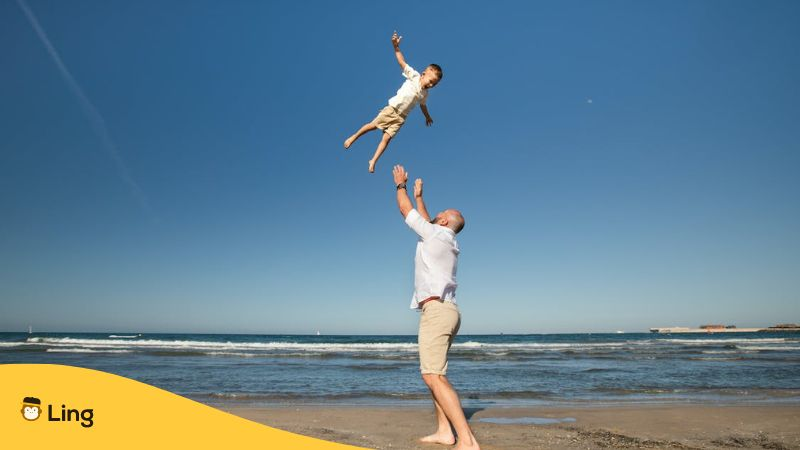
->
xmin=387 ymin=64 xmax=428 ymax=118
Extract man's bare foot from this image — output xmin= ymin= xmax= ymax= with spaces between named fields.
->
xmin=344 ymin=135 xmax=356 ymax=149
xmin=453 ymin=439 xmax=480 ymax=450
xmin=368 ymin=159 xmax=376 ymax=173
xmin=419 ymin=432 xmax=455 ymax=446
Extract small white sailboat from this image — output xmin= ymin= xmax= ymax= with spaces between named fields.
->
xmin=28 ymin=325 xmax=32 ymax=334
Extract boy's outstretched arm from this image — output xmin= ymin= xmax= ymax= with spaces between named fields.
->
xmin=391 ymin=31 xmax=407 ymax=70
xmin=420 ymin=104 xmax=433 ymax=127
xmin=413 ymin=179 xmax=431 ymax=221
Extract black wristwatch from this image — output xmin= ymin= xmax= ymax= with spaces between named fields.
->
xmin=396 ymin=182 xmax=407 ymax=190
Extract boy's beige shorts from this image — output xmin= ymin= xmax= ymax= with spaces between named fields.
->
xmin=418 ymin=300 xmax=461 ymax=375
xmin=371 ymin=105 xmax=405 ymax=137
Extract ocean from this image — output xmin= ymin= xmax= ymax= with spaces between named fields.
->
xmin=2 ymin=332 xmax=799 ymax=408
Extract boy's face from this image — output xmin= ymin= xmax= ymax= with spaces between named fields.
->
xmin=421 ymin=67 xmax=441 ymax=89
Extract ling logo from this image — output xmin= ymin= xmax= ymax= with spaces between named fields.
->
xmin=20 ymin=396 xmax=95 ymax=428
xmin=22 ymin=397 xmax=42 ymax=421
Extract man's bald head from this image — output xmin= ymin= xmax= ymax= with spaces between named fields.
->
xmin=433 ymin=209 xmax=465 ymax=234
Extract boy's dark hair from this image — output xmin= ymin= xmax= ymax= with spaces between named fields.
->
xmin=428 ymin=64 xmax=443 ymax=80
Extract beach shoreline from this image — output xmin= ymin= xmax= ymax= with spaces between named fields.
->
xmin=223 ymin=403 xmax=800 ymax=449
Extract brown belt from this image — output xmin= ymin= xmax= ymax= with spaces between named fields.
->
xmin=418 ymin=296 xmax=442 ymax=309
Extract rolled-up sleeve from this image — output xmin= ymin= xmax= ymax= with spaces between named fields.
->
xmin=405 ymin=209 xmax=437 ymax=240
xmin=402 ymin=64 xmax=419 ymax=80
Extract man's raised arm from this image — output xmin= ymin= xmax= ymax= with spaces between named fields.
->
xmin=396 ymin=166 xmax=438 ymax=240
xmin=393 ymin=165 xmax=413 ymax=218
xmin=391 ymin=31 xmax=407 ymax=70
xmin=413 ymin=178 xmax=431 ymax=221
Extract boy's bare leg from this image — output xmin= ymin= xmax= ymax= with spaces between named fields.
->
xmin=344 ymin=122 xmax=377 ymax=149
xmin=368 ymin=132 xmax=392 ymax=173
xmin=419 ymin=397 xmax=456 ymax=445
xmin=422 ymin=374 xmax=480 ymax=450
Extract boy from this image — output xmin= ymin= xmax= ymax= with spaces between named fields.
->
xmin=344 ymin=31 xmax=442 ymax=173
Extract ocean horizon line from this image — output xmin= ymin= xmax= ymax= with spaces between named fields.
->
xmin=4 ymin=329 xmax=789 ymax=336
xmin=3 ymin=330 xmax=643 ymax=335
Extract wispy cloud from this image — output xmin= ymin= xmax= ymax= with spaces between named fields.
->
xmin=15 ymin=0 xmax=157 ymax=221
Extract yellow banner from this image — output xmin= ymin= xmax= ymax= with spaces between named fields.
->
xmin=1 ymin=364 xmax=366 ymax=449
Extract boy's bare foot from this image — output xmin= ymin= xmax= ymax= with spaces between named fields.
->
xmin=419 ymin=432 xmax=455 ymax=446
xmin=368 ymin=159 xmax=376 ymax=173
xmin=344 ymin=135 xmax=356 ymax=149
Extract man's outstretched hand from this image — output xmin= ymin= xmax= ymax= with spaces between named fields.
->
xmin=393 ymin=165 xmax=408 ymax=186
xmin=414 ymin=178 xmax=423 ymax=198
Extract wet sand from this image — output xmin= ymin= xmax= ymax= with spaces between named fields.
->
xmin=223 ymin=404 xmax=800 ymax=449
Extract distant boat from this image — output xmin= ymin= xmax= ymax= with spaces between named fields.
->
xmin=615 ymin=330 xmax=624 ymax=334
xmin=316 ymin=330 xmax=321 ymax=336
xmin=28 ymin=325 xmax=32 ymax=334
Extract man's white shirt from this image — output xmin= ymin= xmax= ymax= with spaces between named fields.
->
xmin=405 ymin=209 xmax=459 ymax=309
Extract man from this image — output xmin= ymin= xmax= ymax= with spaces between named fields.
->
xmin=392 ymin=165 xmax=480 ymax=450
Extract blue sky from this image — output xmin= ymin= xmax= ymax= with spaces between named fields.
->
xmin=1 ymin=0 xmax=798 ymax=334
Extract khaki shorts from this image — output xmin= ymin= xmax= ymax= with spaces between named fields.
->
xmin=418 ymin=300 xmax=461 ymax=375
xmin=371 ymin=106 xmax=405 ymax=138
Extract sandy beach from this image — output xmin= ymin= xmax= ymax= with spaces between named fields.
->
xmin=224 ymin=404 xmax=800 ymax=449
